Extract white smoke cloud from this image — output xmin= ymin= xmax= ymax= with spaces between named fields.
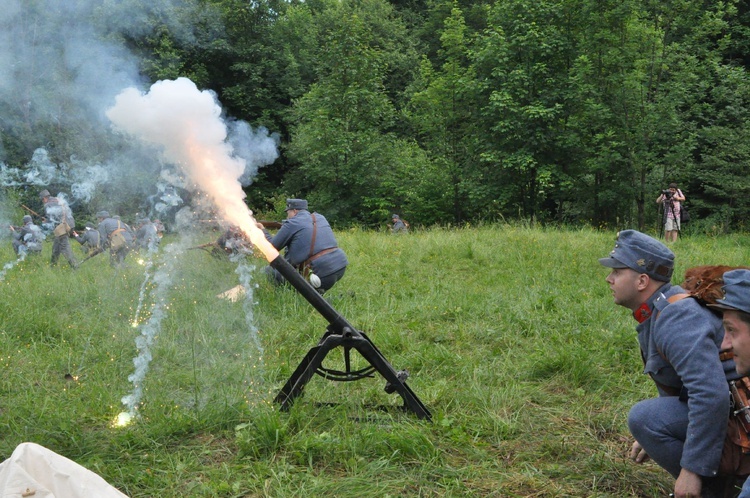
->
xmin=0 ymin=0 xmax=226 ymax=213
xmin=106 ymin=78 xmax=278 ymax=232
xmin=69 ymin=164 xmax=111 ymax=203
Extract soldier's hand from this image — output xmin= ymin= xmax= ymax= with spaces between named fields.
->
xmin=629 ymin=440 xmax=649 ymax=464
xmin=673 ymin=468 xmax=702 ymax=498
xmin=255 ymin=222 xmax=264 ymax=230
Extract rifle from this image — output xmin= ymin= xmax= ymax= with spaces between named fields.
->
xmin=188 ymin=242 xmax=219 ymax=253
xmin=21 ymin=204 xmax=41 ymax=218
xmin=258 ymin=220 xmax=282 ymax=229
xmin=78 ymin=247 xmax=104 ymax=265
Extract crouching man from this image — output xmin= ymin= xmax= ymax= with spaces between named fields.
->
xmin=712 ymin=270 xmax=750 ymax=498
xmin=598 ymin=230 xmax=740 ymax=497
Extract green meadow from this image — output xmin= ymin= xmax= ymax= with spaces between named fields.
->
xmin=2 ymin=225 xmax=749 ymax=497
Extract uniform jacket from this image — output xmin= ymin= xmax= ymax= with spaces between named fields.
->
xmin=135 ymin=223 xmax=158 ymax=250
xmin=74 ymin=229 xmax=101 ymax=250
xmin=13 ymin=223 xmax=43 ymax=250
xmin=44 ymin=197 xmax=75 ymax=232
xmin=97 ymin=218 xmax=134 ymax=248
xmin=264 ymin=210 xmax=348 ymax=278
xmin=638 ymin=282 xmax=738 ymax=476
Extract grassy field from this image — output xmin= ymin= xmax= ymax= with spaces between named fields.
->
xmin=2 ymin=224 xmax=749 ymax=497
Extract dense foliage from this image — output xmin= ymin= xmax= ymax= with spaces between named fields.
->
xmin=2 ymin=0 xmax=750 ymax=231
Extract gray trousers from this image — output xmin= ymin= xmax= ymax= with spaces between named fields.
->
xmin=51 ymin=235 xmax=78 ymax=268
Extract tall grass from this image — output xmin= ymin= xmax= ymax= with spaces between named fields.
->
xmin=1 ymin=225 xmax=747 ymax=497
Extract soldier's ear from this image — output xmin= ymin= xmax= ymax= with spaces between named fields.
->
xmin=636 ymin=273 xmax=651 ymax=291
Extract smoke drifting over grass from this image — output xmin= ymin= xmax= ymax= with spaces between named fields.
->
xmin=0 ymin=0 xmax=273 ymax=222
xmin=1 ymin=0 xmax=280 ymax=420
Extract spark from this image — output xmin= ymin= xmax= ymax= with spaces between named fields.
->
xmin=113 ymin=411 xmax=134 ymax=428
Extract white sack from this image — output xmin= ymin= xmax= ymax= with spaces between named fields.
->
xmin=0 ymin=442 xmax=128 ymax=498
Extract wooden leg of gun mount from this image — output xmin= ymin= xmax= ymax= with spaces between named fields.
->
xmin=273 ymin=331 xmax=432 ymax=421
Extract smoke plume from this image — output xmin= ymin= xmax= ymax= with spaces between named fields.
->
xmin=106 ymin=77 xmax=279 ymax=238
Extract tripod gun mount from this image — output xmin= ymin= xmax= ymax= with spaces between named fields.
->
xmin=269 ymin=255 xmax=432 ymax=421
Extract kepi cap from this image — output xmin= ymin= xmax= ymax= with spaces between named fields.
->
xmin=392 ymin=214 xmax=400 ymax=219
xmin=708 ymin=269 xmax=750 ymax=315
xmin=96 ymin=210 xmax=110 ymax=218
xmin=285 ymin=199 xmax=308 ymax=211
xmin=39 ymin=189 xmax=51 ymax=198
xmin=22 ymin=215 xmax=32 ymax=224
xmin=598 ymin=229 xmax=675 ymax=282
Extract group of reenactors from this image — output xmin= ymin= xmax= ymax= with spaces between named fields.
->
xmin=9 ymin=192 xmax=352 ymax=296
xmin=6 ymin=189 xmax=162 ymax=268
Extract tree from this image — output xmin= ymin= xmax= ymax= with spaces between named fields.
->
xmin=285 ymin=0 xmax=419 ymax=224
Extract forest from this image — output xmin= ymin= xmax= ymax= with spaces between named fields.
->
xmin=1 ymin=0 xmax=750 ymax=231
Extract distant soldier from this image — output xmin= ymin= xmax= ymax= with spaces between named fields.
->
xmin=391 ymin=214 xmax=409 ymax=234
xmin=10 ymin=215 xmax=44 ymax=256
xmin=217 ymin=225 xmax=251 ymax=256
xmin=134 ymin=217 xmax=159 ymax=253
xmin=96 ymin=211 xmax=134 ymax=268
xmin=153 ymin=219 xmax=165 ymax=238
xmin=40 ymin=189 xmax=78 ymax=268
xmin=72 ymin=222 xmax=101 ymax=256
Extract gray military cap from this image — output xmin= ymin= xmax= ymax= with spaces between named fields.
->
xmin=96 ymin=210 xmax=110 ymax=219
xmin=709 ymin=269 xmax=750 ymax=315
xmin=22 ymin=215 xmax=32 ymax=224
xmin=392 ymin=214 xmax=400 ymax=220
xmin=39 ymin=189 xmax=51 ymax=198
xmin=285 ymin=199 xmax=308 ymax=211
xmin=598 ymin=229 xmax=675 ymax=282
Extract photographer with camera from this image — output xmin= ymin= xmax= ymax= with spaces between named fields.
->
xmin=656 ymin=183 xmax=685 ymax=243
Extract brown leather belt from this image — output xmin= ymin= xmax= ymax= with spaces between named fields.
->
xmin=307 ymin=247 xmax=337 ymax=263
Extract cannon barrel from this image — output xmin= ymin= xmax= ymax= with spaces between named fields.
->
xmin=269 ymin=254 xmax=351 ymax=333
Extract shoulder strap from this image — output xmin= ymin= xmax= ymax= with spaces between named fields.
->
xmin=309 ymin=214 xmax=317 ymax=260
xmin=667 ymin=293 xmax=691 ymax=304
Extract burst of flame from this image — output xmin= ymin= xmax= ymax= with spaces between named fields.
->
xmin=113 ymin=411 xmax=134 ymax=428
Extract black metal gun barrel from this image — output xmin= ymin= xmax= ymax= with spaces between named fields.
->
xmin=269 ymin=255 xmax=351 ymax=333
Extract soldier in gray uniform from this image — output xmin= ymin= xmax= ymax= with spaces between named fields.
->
xmin=134 ymin=217 xmax=159 ymax=253
xmin=259 ymin=198 xmax=348 ymax=294
xmin=391 ymin=214 xmax=408 ymax=233
xmin=40 ymin=189 xmax=78 ymax=268
xmin=96 ymin=211 xmax=134 ymax=267
xmin=711 ymin=270 xmax=750 ymax=498
xmin=598 ymin=230 xmax=741 ymax=497
xmin=72 ymin=222 xmax=101 ymax=256
xmin=10 ymin=215 xmax=44 ymax=256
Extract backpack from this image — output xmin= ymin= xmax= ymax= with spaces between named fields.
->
xmin=680 ymin=205 xmax=690 ymax=223
xmin=681 ymin=265 xmax=750 ymax=304
xmin=109 ymin=221 xmax=128 ymax=251
xmin=672 ymin=265 xmax=750 ymax=475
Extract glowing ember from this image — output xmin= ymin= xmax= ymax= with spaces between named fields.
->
xmin=113 ymin=411 xmax=134 ymax=427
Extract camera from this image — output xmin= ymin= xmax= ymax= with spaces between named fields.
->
xmin=662 ymin=189 xmax=673 ymax=198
